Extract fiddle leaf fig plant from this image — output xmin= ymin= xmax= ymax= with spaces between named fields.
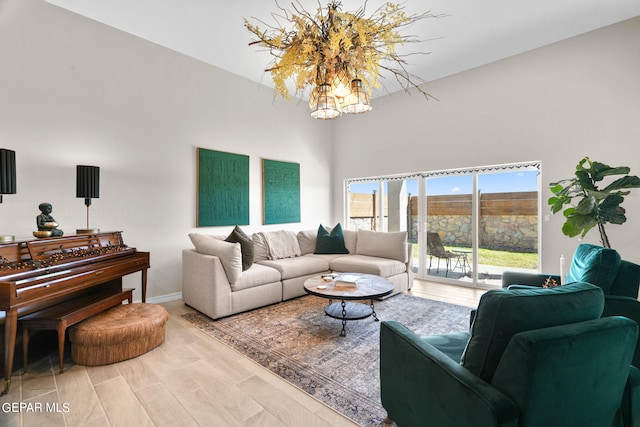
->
xmin=548 ymin=157 xmax=640 ymax=248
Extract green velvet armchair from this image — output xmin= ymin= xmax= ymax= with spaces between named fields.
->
xmin=380 ymin=283 xmax=640 ymax=427
xmin=503 ymin=243 xmax=640 ymax=366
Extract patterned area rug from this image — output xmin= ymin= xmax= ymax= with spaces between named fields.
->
xmin=182 ymin=293 xmax=472 ymax=426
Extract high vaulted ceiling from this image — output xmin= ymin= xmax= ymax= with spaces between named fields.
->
xmin=46 ymin=0 xmax=640 ymax=97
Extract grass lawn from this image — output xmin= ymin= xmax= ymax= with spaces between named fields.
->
xmin=413 ymin=245 xmax=538 ymax=270
xmin=471 ymin=247 xmax=538 ymax=269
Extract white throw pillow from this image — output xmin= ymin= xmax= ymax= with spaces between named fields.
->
xmin=356 ymin=229 xmax=408 ymax=263
xmin=189 ymin=233 xmax=242 ymax=283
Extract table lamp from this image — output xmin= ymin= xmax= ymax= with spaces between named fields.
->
xmin=0 ymin=149 xmax=16 ymax=243
xmin=76 ymin=165 xmax=100 ymax=234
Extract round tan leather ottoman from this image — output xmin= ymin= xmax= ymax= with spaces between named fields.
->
xmin=69 ymin=303 xmax=169 ymax=366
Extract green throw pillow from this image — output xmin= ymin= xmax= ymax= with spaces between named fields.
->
xmin=225 ymin=225 xmax=254 ymax=271
xmin=314 ymin=223 xmax=349 ymax=254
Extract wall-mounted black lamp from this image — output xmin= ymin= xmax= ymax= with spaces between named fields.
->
xmin=76 ymin=165 xmax=100 ymax=234
xmin=0 ymin=149 xmax=16 ymax=242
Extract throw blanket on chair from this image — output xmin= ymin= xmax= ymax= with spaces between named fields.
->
xmin=260 ymin=230 xmax=301 ymax=260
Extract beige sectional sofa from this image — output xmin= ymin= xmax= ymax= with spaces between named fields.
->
xmin=182 ymin=228 xmax=412 ymax=319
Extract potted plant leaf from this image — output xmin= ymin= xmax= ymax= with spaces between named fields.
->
xmin=548 ymin=157 xmax=640 ymax=248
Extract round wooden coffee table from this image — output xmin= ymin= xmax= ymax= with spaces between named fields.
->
xmin=303 ymin=273 xmax=394 ymax=337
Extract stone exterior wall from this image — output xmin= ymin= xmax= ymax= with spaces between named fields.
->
xmin=409 ymin=214 xmax=538 ymax=252
xmin=480 ymin=215 xmax=538 ymax=252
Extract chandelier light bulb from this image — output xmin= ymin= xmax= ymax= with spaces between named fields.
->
xmin=342 ymin=79 xmax=372 ymax=114
xmin=331 ymin=66 xmax=352 ymax=99
xmin=310 ymin=84 xmax=341 ymax=120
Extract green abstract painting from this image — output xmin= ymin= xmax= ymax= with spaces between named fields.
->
xmin=263 ymin=159 xmax=300 ymax=224
xmin=197 ymin=148 xmax=249 ymax=226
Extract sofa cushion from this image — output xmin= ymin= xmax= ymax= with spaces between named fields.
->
xmin=189 ymin=233 xmax=242 ymax=284
xmin=565 ymin=244 xmax=621 ymax=294
xmin=460 ymin=282 xmax=604 ymax=383
xmin=356 ymin=230 xmax=407 ymax=263
xmin=252 ymin=232 xmax=269 ymax=262
xmin=258 ymin=254 xmax=330 ymax=280
xmin=225 ymin=225 xmax=254 ymax=271
xmin=230 ymin=263 xmax=281 ymax=291
xmin=423 ymin=331 xmax=471 ymax=363
xmin=329 ymin=255 xmax=407 ymax=278
xmin=314 ymin=223 xmax=349 ymax=254
xmin=343 ymin=229 xmax=358 ymax=254
xmin=308 ymin=253 xmax=348 ymax=263
xmin=297 ymin=229 xmax=317 ymax=255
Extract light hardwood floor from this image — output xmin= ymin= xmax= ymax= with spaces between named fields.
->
xmin=0 ymin=280 xmax=485 ymax=427
xmin=408 ymin=279 xmax=487 ymax=308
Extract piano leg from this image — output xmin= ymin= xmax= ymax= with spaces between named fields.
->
xmin=142 ymin=268 xmax=148 ymax=303
xmin=2 ymin=309 xmax=17 ymax=396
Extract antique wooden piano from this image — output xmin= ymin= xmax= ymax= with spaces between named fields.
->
xmin=0 ymin=231 xmax=149 ymax=395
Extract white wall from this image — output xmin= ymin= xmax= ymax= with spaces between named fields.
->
xmin=2 ymin=1 xmax=638 ymax=299
xmin=0 ymin=0 xmax=333 ymax=300
xmin=332 ymin=17 xmax=640 ymax=273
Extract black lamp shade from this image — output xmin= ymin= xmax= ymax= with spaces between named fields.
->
xmin=0 ymin=149 xmax=16 ymax=195
xmin=76 ymin=165 xmax=100 ymax=199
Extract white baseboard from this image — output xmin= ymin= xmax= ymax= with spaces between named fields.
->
xmin=137 ymin=292 xmax=182 ymax=304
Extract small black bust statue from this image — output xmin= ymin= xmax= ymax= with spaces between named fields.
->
xmin=36 ymin=202 xmax=64 ymax=236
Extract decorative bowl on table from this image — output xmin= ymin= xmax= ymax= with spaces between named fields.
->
xmin=33 ymin=230 xmax=53 ymax=238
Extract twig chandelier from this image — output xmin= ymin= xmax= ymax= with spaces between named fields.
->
xmin=245 ymin=1 xmax=437 ymax=120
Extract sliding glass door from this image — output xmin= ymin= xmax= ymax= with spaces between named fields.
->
xmin=346 ymin=181 xmax=379 ymax=231
xmin=346 ymin=162 xmax=540 ymax=288
xmin=418 ymin=165 xmax=540 ymax=287
xmin=347 ymin=178 xmax=418 ymax=271
xmin=475 ymin=170 xmax=539 ymax=285
xmin=424 ymin=174 xmax=474 ymax=283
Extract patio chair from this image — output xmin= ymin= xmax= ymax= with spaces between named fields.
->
xmin=426 ymin=231 xmax=462 ymax=277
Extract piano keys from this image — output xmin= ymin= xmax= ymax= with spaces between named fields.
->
xmin=0 ymin=231 xmax=149 ymax=395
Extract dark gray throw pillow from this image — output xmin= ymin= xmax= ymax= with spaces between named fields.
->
xmin=225 ymin=225 xmax=254 ymax=270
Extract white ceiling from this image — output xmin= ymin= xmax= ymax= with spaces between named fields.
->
xmin=45 ymin=0 xmax=640 ymax=97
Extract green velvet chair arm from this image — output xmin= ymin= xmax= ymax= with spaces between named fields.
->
xmin=603 ymin=296 xmax=640 ymax=368
xmin=603 ymin=296 xmax=640 ymax=318
xmin=380 ymin=321 xmax=518 ymax=427
xmin=620 ymin=366 xmax=640 ymax=427
xmin=501 ymin=271 xmax=560 ymax=288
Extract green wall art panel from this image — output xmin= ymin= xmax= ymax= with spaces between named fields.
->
xmin=262 ymin=159 xmax=300 ymax=224
xmin=197 ymin=148 xmax=249 ymax=226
